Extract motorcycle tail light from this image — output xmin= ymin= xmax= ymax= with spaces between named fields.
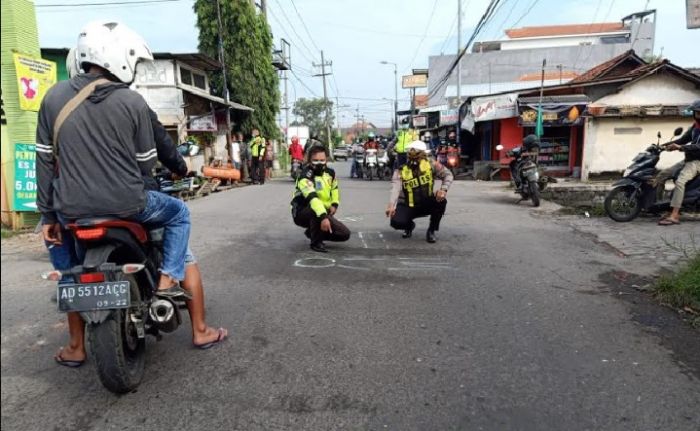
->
xmin=122 ymin=263 xmax=145 ymax=274
xmin=79 ymin=272 xmax=105 ymax=283
xmin=42 ymin=270 xmax=63 ymax=281
xmin=74 ymin=227 xmax=107 ymax=240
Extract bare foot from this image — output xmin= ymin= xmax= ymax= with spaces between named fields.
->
xmin=193 ymin=326 xmax=228 ymax=347
xmin=55 ymin=345 xmax=86 ymax=362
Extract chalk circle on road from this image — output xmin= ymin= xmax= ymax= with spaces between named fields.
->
xmin=294 ymin=257 xmax=336 ymax=268
xmin=337 ymin=215 xmax=363 ymax=223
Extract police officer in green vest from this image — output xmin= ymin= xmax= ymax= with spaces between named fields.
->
xmin=386 ymin=140 xmax=453 ymax=243
xmin=292 ymin=144 xmax=351 ymax=252
xmin=392 ymin=122 xmax=418 ymax=168
xmin=249 ymin=129 xmax=266 ymax=184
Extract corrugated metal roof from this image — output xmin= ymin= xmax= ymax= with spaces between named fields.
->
xmin=444 ymin=79 xmax=570 ymax=98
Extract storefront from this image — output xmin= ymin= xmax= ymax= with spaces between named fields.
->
xmin=516 ymin=95 xmax=588 ymax=177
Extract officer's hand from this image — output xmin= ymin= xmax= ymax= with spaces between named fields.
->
xmin=385 ymin=204 xmax=396 ymax=218
xmin=320 ymin=218 xmax=332 ymax=233
xmin=43 ymin=223 xmax=63 ymax=245
xmin=329 ymin=206 xmax=337 ymax=216
xmin=667 ymin=143 xmax=682 ymax=151
xmin=436 ymin=190 xmax=447 ymax=202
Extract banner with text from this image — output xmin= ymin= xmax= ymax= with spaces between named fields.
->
xmin=13 ymin=143 xmax=37 ymax=211
xmin=13 ymin=53 xmax=57 ymax=112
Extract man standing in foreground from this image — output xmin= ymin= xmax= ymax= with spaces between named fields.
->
xmin=386 ymin=141 xmax=453 ymax=243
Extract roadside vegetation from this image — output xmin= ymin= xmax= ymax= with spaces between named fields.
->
xmin=655 ymin=254 xmax=700 ymax=328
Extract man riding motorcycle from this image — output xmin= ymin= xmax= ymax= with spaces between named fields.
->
xmin=386 ymin=141 xmax=454 ymax=243
xmin=288 ymin=135 xmax=304 ymax=177
xmin=658 ymin=100 xmax=700 ymax=225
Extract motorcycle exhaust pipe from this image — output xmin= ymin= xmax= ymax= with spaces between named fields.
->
xmin=149 ymin=299 xmax=180 ymax=333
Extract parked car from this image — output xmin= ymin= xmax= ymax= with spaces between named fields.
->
xmin=333 ymin=145 xmax=350 ymax=161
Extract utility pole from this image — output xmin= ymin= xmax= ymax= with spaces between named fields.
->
xmin=313 ymin=51 xmax=333 ymax=153
xmin=457 ymin=0 xmax=462 ymax=106
xmin=215 ymin=0 xmax=232 ymax=161
xmin=335 ymin=96 xmax=341 ymax=138
xmin=557 ymin=64 xmax=563 ymax=84
xmin=282 ymin=69 xmax=289 ymax=167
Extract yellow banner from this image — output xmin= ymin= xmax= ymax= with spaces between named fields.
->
xmin=13 ymin=53 xmax=57 ymax=112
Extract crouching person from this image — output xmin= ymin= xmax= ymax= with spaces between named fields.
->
xmin=292 ymin=144 xmax=351 ymax=252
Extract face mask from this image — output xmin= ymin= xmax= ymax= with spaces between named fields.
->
xmin=311 ymin=161 xmax=326 ymax=175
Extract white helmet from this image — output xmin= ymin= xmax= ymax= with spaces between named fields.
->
xmin=407 ymin=140 xmax=428 ymax=153
xmin=75 ymin=20 xmax=153 ymax=83
xmin=66 ymin=47 xmax=80 ymax=78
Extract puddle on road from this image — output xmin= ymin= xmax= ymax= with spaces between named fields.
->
xmin=598 ymin=269 xmax=700 ymax=380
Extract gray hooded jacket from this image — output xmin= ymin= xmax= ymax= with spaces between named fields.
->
xmin=36 ymin=74 xmax=156 ymax=224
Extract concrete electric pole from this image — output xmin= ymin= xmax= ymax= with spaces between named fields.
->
xmin=313 ymin=51 xmax=334 ymax=153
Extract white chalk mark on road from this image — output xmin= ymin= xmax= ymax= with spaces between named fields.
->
xmin=358 ymin=232 xmax=369 ymax=249
xmin=294 ymin=257 xmax=336 ymax=268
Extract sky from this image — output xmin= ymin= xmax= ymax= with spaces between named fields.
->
xmin=36 ymin=0 xmax=699 ymax=127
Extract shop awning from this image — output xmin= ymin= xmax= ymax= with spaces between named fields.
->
xmin=419 ymin=104 xmax=449 ymax=113
xmin=517 ymin=94 xmax=589 ymax=127
xmin=178 ymin=85 xmax=254 ymax=111
xmin=517 ymin=94 xmax=590 ymax=106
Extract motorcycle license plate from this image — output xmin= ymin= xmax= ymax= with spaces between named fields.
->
xmin=57 ymin=281 xmax=130 ymax=312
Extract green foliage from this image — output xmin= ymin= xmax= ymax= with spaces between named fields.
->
xmin=292 ymin=97 xmax=334 ymax=142
xmin=655 ymin=255 xmax=700 ymax=318
xmin=194 ymin=0 xmax=280 ymax=139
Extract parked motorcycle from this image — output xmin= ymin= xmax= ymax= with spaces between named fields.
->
xmin=497 ymin=144 xmax=552 ymax=207
xmin=43 ymin=220 xmax=189 ymax=394
xmin=604 ymin=127 xmax=700 ymax=222
xmin=364 ymin=148 xmax=379 ymax=181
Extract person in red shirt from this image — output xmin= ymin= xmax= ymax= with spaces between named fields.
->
xmin=364 ymin=132 xmax=379 ymax=150
xmin=289 ymin=136 xmax=304 ymax=161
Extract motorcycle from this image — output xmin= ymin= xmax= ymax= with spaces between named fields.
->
xmin=43 ymin=220 xmax=188 ymax=394
xmin=604 ymin=127 xmax=700 ymax=222
xmin=497 ymin=144 xmax=552 ymax=207
xmin=377 ymin=149 xmax=392 ymax=180
xmin=291 ymin=158 xmax=302 ymax=181
xmin=353 ymin=148 xmax=365 ymax=179
xmin=364 ymin=148 xmax=379 ymax=181
xmin=445 ymin=147 xmax=460 ymax=177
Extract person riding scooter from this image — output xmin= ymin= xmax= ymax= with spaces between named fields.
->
xmin=658 ymin=100 xmax=700 ymax=226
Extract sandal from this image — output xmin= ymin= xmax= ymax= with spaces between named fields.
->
xmin=194 ymin=328 xmax=227 ymax=350
xmin=54 ymin=347 xmax=85 ymax=368
xmin=156 ymin=282 xmax=191 ymax=299
xmin=658 ymin=218 xmax=680 ymax=226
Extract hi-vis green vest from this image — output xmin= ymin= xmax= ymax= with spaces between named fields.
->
xmin=400 ymin=159 xmax=433 ymax=207
xmin=395 ymin=129 xmax=417 ymax=154
xmin=294 ymin=168 xmax=340 ymax=217
xmin=250 ymin=136 xmax=265 ymax=157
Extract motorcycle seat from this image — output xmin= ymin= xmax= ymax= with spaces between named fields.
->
xmin=71 ymin=217 xmax=148 ymax=243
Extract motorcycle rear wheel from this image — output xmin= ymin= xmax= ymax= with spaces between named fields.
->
xmin=88 ymin=274 xmax=145 ymax=394
xmin=605 ymin=185 xmax=642 ymax=222
xmin=529 ymin=181 xmax=541 ymax=207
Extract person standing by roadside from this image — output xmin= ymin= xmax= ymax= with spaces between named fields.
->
xmin=249 ymin=129 xmax=266 ymax=184
xmin=265 ymin=138 xmax=274 ymax=180
xmin=230 ymin=132 xmax=242 ymax=170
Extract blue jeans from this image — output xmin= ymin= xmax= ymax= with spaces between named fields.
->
xmin=130 ymin=191 xmax=190 ymax=281
xmin=45 ymin=226 xmax=81 ymax=285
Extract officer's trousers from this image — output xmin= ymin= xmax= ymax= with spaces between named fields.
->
xmin=293 ymin=207 xmax=351 ymax=244
xmin=390 ymin=196 xmax=447 ymax=232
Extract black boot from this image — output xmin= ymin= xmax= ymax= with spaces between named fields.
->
xmin=304 ymin=228 xmax=311 ymax=239
xmin=402 ymin=229 xmax=413 ymax=239
xmin=310 ymin=241 xmax=328 ymax=253
xmin=426 ymin=229 xmax=437 ymax=243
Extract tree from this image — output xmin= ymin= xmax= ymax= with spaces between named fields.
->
xmin=194 ymin=0 xmax=280 ymax=138
xmin=292 ymin=97 xmax=334 ymax=142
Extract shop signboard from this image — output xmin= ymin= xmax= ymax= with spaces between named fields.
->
xmin=190 ymin=113 xmax=217 ymax=131
xmin=402 ymin=74 xmax=428 ymax=89
xmin=439 ymin=109 xmax=459 ymax=125
xmin=688 ymin=0 xmax=700 ymax=29
xmin=471 ymin=93 xmax=518 ymax=122
xmin=413 ymin=115 xmax=427 ymax=128
xmin=518 ymin=103 xmax=585 ymax=127
xmin=13 ymin=143 xmax=37 ymax=211
xmin=12 ymin=53 xmax=56 ymax=112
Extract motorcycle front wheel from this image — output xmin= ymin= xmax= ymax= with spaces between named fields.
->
xmin=88 ymin=274 xmax=145 ymax=394
xmin=604 ymin=185 xmax=641 ymax=222
xmin=528 ymin=180 xmax=541 ymax=207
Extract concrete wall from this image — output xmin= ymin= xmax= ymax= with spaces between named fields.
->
xmin=581 ymin=116 xmax=686 ymax=180
xmin=500 ymin=34 xmax=624 ymax=51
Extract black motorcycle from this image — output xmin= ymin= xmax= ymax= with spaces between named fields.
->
xmin=498 ymin=144 xmax=552 ymax=207
xmin=604 ymin=127 xmax=700 ymax=222
xmin=44 ymin=220 xmax=188 ymax=393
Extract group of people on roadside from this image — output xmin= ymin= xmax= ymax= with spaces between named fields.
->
xmin=231 ymin=129 xmax=274 ymax=184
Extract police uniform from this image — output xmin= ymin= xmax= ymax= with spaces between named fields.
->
xmin=389 ymin=158 xmax=453 ymax=236
xmin=292 ymin=166 xmax=351 ymax=247
xmin=394 ymin=128 xmax=417 ymax=167
xmin=250 ymin=136 xmax=266 ymax=184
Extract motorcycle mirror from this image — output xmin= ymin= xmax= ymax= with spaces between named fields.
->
xmin=188 ymin=145 xmax=200 ymax=157
xmin=673 ymin=127 xmax=683 ymax=136
xmin=495 ymin=144 xmax=504 ymax=151
xmin=657 ymin=131 xmax=661 ymax=139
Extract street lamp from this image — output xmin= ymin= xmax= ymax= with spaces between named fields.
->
xmin=380 ymin=61 xmax=398 ymax=134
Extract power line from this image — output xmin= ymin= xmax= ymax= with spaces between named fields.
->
xmin=289 ymin=0 xmax=321 ymax=53
xmin=508 ymin=0 xmax=541 ymax=30
xmin=439 ymin=14 xmax=459 ymax=54
xmin=579 ymin=0 xmax=617 ymax=67
xmin=290 ymin=69 xmax=319 ymax=97
xmin=572 ymin=0 xmax=604 ymax=71
xmin=403 ymin=0 xmax=440 ymax=73
xmin=268 ymin=2 xmax=317 ymax=65
xmin=35 ymin=0 xmax=180 ymax=6
xmin=490 ymin=0 xmax=520 ymax=39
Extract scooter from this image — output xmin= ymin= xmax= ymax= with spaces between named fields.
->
xmin=445 ymin=147 xmax=460 ymax=177
xmin=497 ymin=144 xmax=553 ymax=207
xmin=377 ymin=149 xmax=392 ymax=180
xmin=364 ymin=148 xmax=378 ymax=181
xmin=353 ymin=149 xmax=364 ymax=179
xmin=604 ymin=127 xmax=700 ymax=222
xmin=290 ymin=158 xmax=302 ymax=181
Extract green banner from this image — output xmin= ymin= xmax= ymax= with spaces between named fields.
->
xmin=13 ymin=143 xmax=37 ymax=211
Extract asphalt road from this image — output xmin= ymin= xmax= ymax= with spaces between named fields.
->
xmin=1 ymin=161 xmax=699 ymax=431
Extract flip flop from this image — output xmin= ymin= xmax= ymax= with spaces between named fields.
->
xmin=156 ymin=283 xmax=192 ymax=299
xmin=658 ymin=218 xmax=680 ymax=226
xmin=54 ymin=348 xmax=85 ymax=368
xmin=194 ymin=328 xmax=227 ymax=350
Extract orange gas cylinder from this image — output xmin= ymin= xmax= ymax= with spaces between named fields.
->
xmin=202 ymin=166 xmax=241 ymax=181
